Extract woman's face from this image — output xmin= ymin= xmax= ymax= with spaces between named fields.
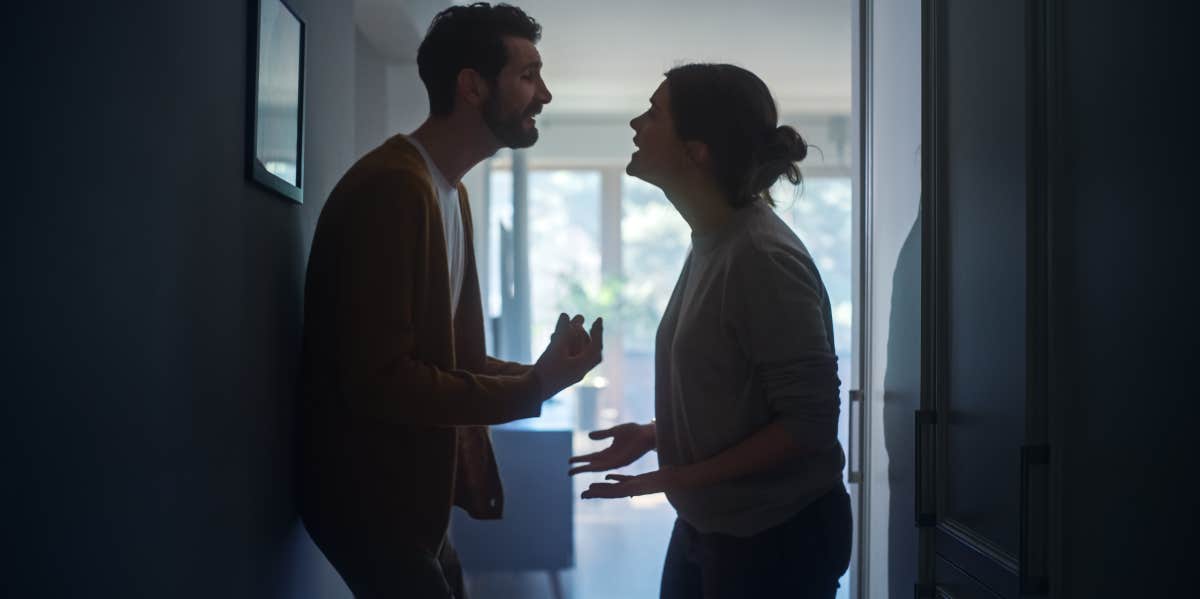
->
xmin=627 ymin=81 xmax=693 ymax=188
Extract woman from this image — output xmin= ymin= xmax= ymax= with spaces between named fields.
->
xmin=567 ymin=64 xmax=850 ymax=598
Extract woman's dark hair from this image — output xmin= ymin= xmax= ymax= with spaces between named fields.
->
xmin=417 ymin=3 xmax=542 ymax=116
xmin=663 ymin=63 xmax=808 ymax=207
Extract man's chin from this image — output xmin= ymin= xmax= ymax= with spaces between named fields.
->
xmin=503 ymin=127 xmax=539 ymax=149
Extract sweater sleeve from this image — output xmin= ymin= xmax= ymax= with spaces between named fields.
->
xmin=336 ymin=171 xmax=545 ymax=427
xmin=731 ymin=245 xmax=841 ymax=451
xmin=482 ymin=356 xmax=534 ymax=377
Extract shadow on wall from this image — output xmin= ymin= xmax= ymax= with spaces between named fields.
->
xmin=883 ymin=213 xmax=921 ymax=599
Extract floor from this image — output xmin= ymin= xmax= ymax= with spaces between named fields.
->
xmin=463 ymin=451 xmax=677 ymax=599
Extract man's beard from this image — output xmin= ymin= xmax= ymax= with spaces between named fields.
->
xmin=483 ymin=94 xmax=539 ymax=149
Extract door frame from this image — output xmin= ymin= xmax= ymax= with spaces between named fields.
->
xmin=850 ymin=2 xmax=873 ymax=599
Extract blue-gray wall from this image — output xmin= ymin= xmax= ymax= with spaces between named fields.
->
xmin=4 ymin=1 xmax=370 ymax=596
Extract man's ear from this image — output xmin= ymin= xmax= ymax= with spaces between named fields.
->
xmin=456 ymin=68 xmax=490 ymax=109
xmin=684 ymin=140 xmax=711 ymax=169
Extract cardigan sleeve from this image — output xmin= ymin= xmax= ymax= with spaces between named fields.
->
xmin=482 ymin=356 xmax=534 ymax=377
xmin=336 ymin=171 xmax=545 ymax=426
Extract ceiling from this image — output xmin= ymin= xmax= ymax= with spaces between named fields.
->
xmin=356 ymin=0 xmax=852 ymax=116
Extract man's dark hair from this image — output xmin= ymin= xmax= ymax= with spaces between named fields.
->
xmin=417 ymin=3 xmax=542 ymax=116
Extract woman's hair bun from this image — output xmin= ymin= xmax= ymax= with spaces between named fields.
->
xmin=748 ymin=125 xmax=808 ymax=199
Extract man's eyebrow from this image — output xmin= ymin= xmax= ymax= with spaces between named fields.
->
xmin=521 ymin=60 xmax=543 ymax=70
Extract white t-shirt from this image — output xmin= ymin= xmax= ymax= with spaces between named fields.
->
xmin=406 ymin=136 xmax=465 ymax=318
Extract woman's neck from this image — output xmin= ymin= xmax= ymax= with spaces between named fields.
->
xmin=666 ymin=181 xmax=735 ymax=236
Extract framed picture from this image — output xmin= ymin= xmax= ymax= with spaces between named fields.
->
xmin=247 ymin=0 xmax=306 ymax=203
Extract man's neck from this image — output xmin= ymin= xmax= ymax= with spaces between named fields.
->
xmin=409 ymin=116 xmax=500 ymax=186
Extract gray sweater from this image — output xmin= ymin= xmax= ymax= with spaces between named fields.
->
xmin=655 ymin=200 xmax=845 ymax=537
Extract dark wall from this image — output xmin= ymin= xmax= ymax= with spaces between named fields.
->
xmin=4 ymin=1 xmax=364 ymax=596
xmin=1054 ymin=1 xmax=1193 ymax=596
xmin=355 ymin=29 xmax=390 ymax=157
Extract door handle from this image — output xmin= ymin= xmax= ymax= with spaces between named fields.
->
xmin=915 ymin=409 xmax=937 ymax=527
xmin=847 ymin=389 xmax=864 ymax=483
xmin=1020 ymin=444 xmax=1050 ymax=595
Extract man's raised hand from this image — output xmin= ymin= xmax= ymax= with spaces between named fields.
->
xmin=533 ymin=313 xmax=604 ymax=399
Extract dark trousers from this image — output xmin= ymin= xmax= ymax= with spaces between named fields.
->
xmin=306 ymin=520 xmax=468 ymax=599
xmin=660 ymin=486 xmax=852 ymax=599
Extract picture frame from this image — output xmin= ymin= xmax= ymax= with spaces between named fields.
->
xmin=246 ymin=0 xmax=306 ymax=204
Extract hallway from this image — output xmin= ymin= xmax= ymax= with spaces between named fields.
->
xmin=4 ymin=0 xmax=1192 ymax=597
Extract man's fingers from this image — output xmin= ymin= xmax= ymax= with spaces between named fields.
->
xmin=606 ymin=474 xmax=633 ymax=482
xmin=589 ymin=318 xmax=605 ymax=353
xmin=570 ymin=319 xmax=590 ymax=346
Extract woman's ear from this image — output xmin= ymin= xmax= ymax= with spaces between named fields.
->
xmin=456 ymin=68 xmax=490 ymax=109
xmin=684 ymin=140 xmax=711 ymax=170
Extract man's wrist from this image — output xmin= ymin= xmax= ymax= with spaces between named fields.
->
xmin=528 ymin=367 xmax=547 ymax=401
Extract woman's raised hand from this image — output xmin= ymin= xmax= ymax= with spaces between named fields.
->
xmin=568 ymin=422 xmax=656 ymax=476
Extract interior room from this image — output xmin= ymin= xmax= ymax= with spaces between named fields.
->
xmin=5 ymin=0 xmax=1190 ymax=598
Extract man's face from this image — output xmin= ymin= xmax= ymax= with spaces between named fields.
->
xmin=482 ymin=36 xmax=552 ymax=149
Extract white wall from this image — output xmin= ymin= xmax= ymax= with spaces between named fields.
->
xmin=863 ymin=1 xmax=922 ymax=598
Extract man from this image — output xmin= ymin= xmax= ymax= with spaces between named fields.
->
xmin=297 ymin=4 xmax=602 ymax=597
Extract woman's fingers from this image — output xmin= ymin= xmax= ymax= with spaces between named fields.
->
xmin=588 ymin=426 xmax=616 ymax=440
xmin=581 ymin=482 xmax=624 ymax=499
xmin=581 ymin=477 xmax=637 ymax=499
xmin=567 ymin=448 xmax=619 ymax=475
xmin=568 ymin=450 xmax=604 ymax=464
